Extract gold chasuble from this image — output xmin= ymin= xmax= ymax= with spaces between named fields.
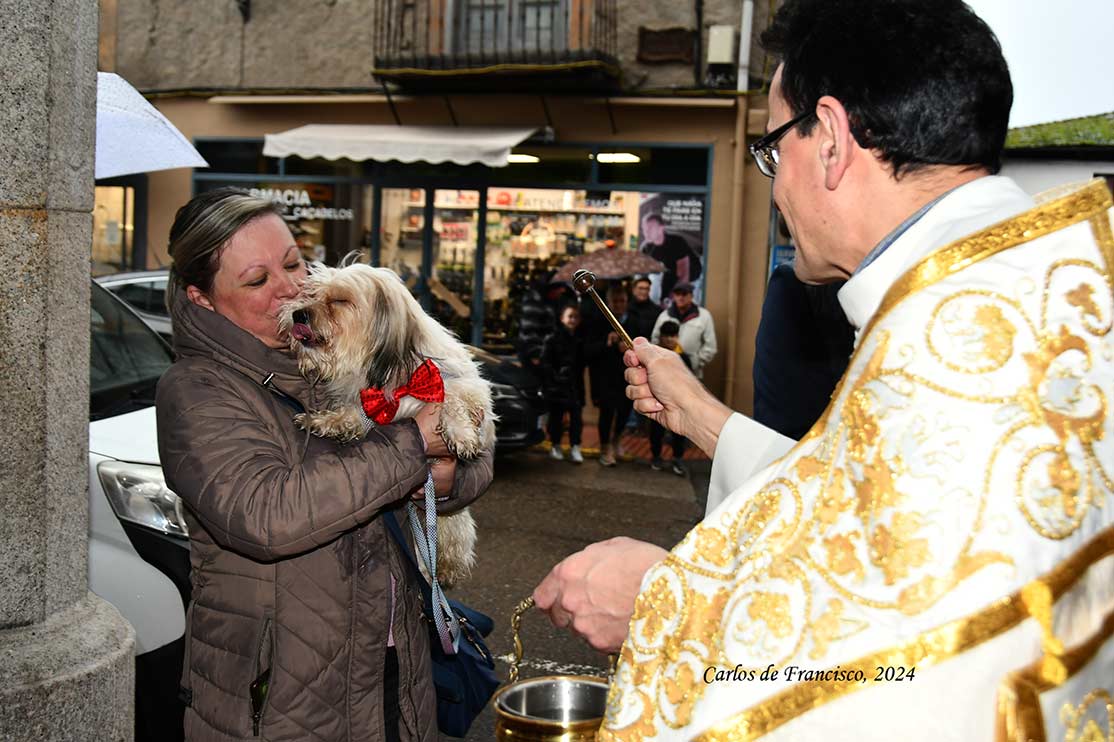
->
xmin=599 ymin=180 xmax=1114 ymax=742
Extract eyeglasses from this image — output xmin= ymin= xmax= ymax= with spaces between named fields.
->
xmin=748 ymin=109 xmax=816 ymax=178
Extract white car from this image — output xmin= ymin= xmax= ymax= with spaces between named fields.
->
xmin=89 ymin=280 xmax=187 ymax=741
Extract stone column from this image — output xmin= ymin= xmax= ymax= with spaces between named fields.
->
xmin=0 ymin=2 xmax=135 ymax=740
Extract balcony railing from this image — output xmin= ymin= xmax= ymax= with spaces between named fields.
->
xmin=372 ymin=0 xmax=620 ymax=91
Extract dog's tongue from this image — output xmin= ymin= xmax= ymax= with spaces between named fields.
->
xmin=291 ymin=323 xmax=317 ymax=344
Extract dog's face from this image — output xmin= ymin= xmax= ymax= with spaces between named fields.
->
xmin=278 ymin=263 xmax=423 ymax=388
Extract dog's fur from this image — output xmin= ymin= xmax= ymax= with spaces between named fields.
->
xmin=278 ymin=262 xmax=496 ymax=586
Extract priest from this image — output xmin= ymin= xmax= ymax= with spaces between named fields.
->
xmin=533 ymin=1 xmax=1114 ymax=740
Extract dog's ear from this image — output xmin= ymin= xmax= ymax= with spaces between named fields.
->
xmin=362 ymin=284 xmax=423 ymax=389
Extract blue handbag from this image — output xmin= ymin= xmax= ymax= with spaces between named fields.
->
xmin=383 ymin=489 xmax=499 ymax=738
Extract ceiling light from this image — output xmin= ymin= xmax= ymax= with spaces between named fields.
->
xmin=596 ymin=152 xmax=641 ymax=164
xmin=508 ymin=153 xmax=540 ymax=164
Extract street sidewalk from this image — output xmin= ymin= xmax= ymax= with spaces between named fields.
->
xmin=537 ymin=402 xmax=710 ymax=464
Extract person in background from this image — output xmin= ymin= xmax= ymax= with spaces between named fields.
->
xmin=156 ymin=187 xmax=493 ymax=742
xmin=626 ymin=276 xmax=662 ymax=335
xmin=753 ymin=262 xmax=854 ymax=439
xmin=650 ymin=281 xmax=717 ymax=379
xmin=647 ymin=320 xmax=689 ymax=476
xmin=583 ymin=283 xmax=636 ymax=467
xmin=541 ymin=303 xmax=586 ymax=464
xmin=513 ymin=274 xmax=556 ymax=380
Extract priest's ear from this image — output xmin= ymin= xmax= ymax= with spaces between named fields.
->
xmin=815 ymin=96 xmax=857 ymax=191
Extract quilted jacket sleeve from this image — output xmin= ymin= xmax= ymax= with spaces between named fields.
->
xmin=156 ymin=369 xmax=430 ymax=562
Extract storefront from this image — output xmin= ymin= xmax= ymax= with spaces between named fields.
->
xmin=192 ymin=137 xmax=712 ymax=354
xmin=92 ymin=174 xmax=148 ymax=276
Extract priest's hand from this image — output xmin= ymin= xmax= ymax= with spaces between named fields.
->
xmin=623 ymin=337 xmax=732 ymax=456
xmin=533 ymin=537 xmax=668 ymax=653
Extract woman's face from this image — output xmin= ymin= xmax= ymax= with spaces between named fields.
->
xmin=187 ymin=213 xmax=307 ymax=349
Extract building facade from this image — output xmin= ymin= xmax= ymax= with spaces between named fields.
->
xmin=97 ymin=0 xmax=786 ymax=410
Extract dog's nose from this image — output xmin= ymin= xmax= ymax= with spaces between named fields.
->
xmin=293 ymin=309 xmax=309 ymax=325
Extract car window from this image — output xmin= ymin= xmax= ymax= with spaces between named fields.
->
xmin=90 ymin=281 xmax=173 ymax=420
xmin=148 ymin=278 xmax=169 ymax=318
xmin=112 ymin=280 xmax=166 ymax=316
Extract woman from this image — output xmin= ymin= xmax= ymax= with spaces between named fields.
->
xmin=155 ymin=188 xmax=493 ymax=741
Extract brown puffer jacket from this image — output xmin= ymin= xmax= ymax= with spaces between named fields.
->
xmin=156 ymin=290 xmax=493 ymax=741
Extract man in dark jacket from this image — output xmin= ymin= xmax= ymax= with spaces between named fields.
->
xmin=626 ymin=276 xmax=662 ymax=340
xmin=581 ymin=284 xmax=637 ymax=466
xmin=753 ymin=262 xmax=854 ymax=439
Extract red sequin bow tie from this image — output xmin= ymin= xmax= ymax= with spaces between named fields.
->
xmin=360 ymin=359 xmax=445 ymax=425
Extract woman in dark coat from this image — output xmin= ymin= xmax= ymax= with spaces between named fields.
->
xmin=156 ymin=188 xmax=493 ymax=742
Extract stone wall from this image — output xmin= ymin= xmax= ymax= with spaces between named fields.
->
xmin=110 ymin=0 xmax=779 ymax=92
xmin=0 ymin=0 xmax=135 ymax=737
xmin=614 ymin=0 xmax=779 ymax=92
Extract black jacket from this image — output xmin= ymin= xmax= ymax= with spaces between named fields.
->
xmin=753 ymin=264 xmax=854 ymax=440
xmin=626 ymin=298 xmax=662 ymax=342
xmin=540 ymin=326 xmax=585 ymax=406
xmin=580 ymin=301 xmax=636 ymax=403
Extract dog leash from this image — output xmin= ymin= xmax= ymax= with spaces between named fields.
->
xmin=406 ymin=472 xmax=461 ymax=655
xmin=357 ymin=395 xmax=459 ymax=653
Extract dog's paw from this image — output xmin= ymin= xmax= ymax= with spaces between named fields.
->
xmin=298 ymin=409 xmax=365 ymax=442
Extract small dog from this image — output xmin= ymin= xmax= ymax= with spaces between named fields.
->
xmin=278 ymin=262 xmax=496 ymax=586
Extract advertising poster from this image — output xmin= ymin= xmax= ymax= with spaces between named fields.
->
xmin=638 ymin=193 xmax=706 ymax=306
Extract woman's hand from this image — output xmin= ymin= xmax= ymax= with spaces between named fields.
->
xmin=414 ymin=403 xmax=453 ymax=458
xmin=410 ymin=457 xmax=457 ymax=502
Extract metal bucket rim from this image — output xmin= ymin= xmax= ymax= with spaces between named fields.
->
xmin=494 ymin=674 xmax=609 ymax=730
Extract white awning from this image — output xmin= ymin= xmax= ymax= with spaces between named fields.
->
xmin=262 ymin=124 xmax=538 ymax=168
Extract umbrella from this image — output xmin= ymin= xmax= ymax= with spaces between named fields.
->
xmin=95 ymin=72 xmax=208 ymax=180
xmin=551 ymin=249 xmax=666 ymax=284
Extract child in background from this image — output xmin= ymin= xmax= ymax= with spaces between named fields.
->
xmin=541 ymin=303 xmax=586 ymax=463
xmin=649 ymin=320 xmax=690 ymax=476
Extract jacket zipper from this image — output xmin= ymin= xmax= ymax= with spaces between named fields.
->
xmin=250 ymin=616 xmax=273 ymax=737
xmin=346 ymin=540 xmax=357 ymax=742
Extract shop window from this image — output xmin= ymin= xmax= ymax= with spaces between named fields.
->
xmin=92 ymin=185 xmax=136 ymax=275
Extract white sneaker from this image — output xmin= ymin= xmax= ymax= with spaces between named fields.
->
xmin=569 ymin=445 xmax=584 ymax=464
xmin=549 ymin=446 xmax=565 ymax=461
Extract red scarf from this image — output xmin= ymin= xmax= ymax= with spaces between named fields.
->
xmin=360 ymin=359 xmax=445 ymax=425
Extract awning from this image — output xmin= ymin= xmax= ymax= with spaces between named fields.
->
xmin=262 ymin=124 xmax=538 ymax=168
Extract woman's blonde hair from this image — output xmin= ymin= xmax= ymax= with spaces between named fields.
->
xmin=166 ymin=187 xmax=284 ymax=305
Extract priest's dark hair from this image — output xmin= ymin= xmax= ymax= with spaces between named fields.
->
xmin=761 ymin=0 xmax=1013 ymax=178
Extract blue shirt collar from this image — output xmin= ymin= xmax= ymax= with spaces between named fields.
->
xmin=852 ymin=188 xmax=955 ymax=275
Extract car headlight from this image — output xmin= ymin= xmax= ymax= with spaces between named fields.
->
xmin=490 ymin=383 xmax=521 ymax=401
xmin=97 ymin=461 xmax=189 ymax=538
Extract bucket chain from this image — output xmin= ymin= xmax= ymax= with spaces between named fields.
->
xmin=508 ymin=596 xmax=535 ymax=684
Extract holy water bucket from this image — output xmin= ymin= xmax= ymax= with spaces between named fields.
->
xmin=493 ymin=597 xmax=610 ymax=741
